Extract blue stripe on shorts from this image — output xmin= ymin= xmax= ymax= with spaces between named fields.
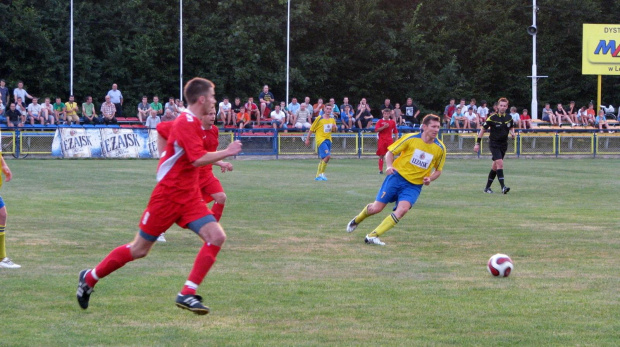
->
xmin=375 ymin=171 xmax=422 ymax=207
xmin=0 ymin=196 xmax=5 ymax=209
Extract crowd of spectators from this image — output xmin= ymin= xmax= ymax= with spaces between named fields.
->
xmin=0 ymin=79 xmax=616 ymax=133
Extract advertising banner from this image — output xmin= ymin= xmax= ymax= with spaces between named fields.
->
xmin=52 ymin=128 xmax=160 ymax=158
xmin=582 ymin=24 xmax=620 ymax=75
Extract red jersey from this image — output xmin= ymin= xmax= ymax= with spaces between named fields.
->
xmin=375 ymin=119 xmax=397 ymax=141
xmin=154 ymin=112 xmax=207 ymax=204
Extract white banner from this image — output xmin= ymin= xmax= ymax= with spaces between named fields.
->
xmin=52 ymin=128 xmax=160 ymax=158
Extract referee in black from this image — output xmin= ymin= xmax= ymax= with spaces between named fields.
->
xmin=473 ymin=97 xmax=515 ymax=194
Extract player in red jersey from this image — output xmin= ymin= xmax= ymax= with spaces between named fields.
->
xmin=157 ymin=105 xmax=232 ymax=222
xmin=76 ymin=78 xmax=242 ymax=315
xmin=375 ymin=108 xmax=398 ymax=174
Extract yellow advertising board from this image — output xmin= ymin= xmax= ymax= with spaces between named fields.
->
xmin=582 ymin=24 xmax=620 ymax=75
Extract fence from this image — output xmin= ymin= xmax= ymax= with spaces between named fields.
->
xmin=3 ymin=127 xmax=619 ymax=158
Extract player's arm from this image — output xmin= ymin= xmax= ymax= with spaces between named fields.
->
xmin=305 ymin=117 xmax=319 ymax=146
xmin=0 ymin=154 xmax=12 ymax=182
xmin=474 ymin=127 xmax=486 ymax=152
xmin=384 ymin=151 xmax=396 ymax=175
xmin=192 ymin=141 xmax=242 ymax=167
xmin=214 ymin=160 xmax=233 ymax=173
xmin=423 ymin=169 xmax=441 ymax=186
xmin=375 ymin=122 xmax=388 ymax=132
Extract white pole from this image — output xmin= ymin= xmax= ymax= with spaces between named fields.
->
xmin=286 ymin=0 xmax=290 ymax=104
xmin=70 ymin=0 xmax=74 ymax=95
xmin=531 ymin=0 xmax=538 ymax=119
xmin=180 ymin=0 xmax=183 ymax=101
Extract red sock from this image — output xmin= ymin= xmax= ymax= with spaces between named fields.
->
xmin=211 ymin=203 xmax=225 ymax=222
xmin=180 ymin=243 xmax=221 ymax=295
xmin=378 ymin=158 xmax=384 ymax=172
xmin=85 ymin=244 xmax=134 ymax=287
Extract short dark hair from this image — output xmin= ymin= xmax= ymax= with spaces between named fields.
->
xmin=184 ymin=78 xmax=214 ymax=104
xmin=422 ymin=114 xmax=441 ymax=125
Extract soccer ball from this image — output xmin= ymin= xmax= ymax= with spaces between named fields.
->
xmin=487 ymin=253 xmax=514 ymax=277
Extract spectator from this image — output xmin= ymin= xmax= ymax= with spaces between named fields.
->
xmin=340 ymin=104 xmax=355 ymax=131
xmin=477 ymin=100 xmax=489 ymax=123
xmin=236 ymin=106 xmax=252 ymax=129
xmin=107 ymin=83 xmax=123 ymax=117
xmin=566 ymin=101 xmax=579 ymax=124
xmin=41 ymin=97 xmax=55 ymax=125
xmin=279 ymin=101 xmax=293 ymax=125
xmin=101 ymin=95 xmax=117 ymax=125
xmin=451 ymin=105 xmax=468 ymax=131
xmin=541 ymin=103 xmax=557 ymax=125
xmin=65 ymin=95 xmax=80 ymax=125
xmin=165 ymin=97 xmax=177 ymax=116
xmin=595 ymin=109 xmax=612 ymax=133
xmin=520 ymin=109 xmax=532 ymax=129
xmin=467 ymin=98 xmax=477 ymax=111
xmin=5 ymin=103 xmax=22 ymax=127
xmin=270 ymin=104 xmax=288 ymax=132
xmin=578 ymin=106 xmax=592 ymax=127
xmin=218 ymin=97 xmax=233 ymax=125
xmin=53 ymin=97 xmax=66 ymax=124
xmin=585 ymin=103 xmax=596 ymax=126
xmin=313 ymin=98 xmax=325 ymax=121
xmin=288 ymin=97 xmax=300 ymax=122
xmin=258 ymin=85 xmax=275 ymax=117
xmin=27 ymin=97 xmax=45 ymax=125
xmin=245 ymin=97 xmax=260 ymax=123
xmin=294 ymin=103 xmax=312 ymax=130
xmin=82 ymin=96 xmax=98 ymax=125
xmin=340 ymin=97 xmax=353 ymax=115
xmin=379 ymin=98 xmax=394 ymax=117
xmin=15 ymin=97 xmax=28 ymax=124
xmin=393 ymin=103 xmax=404 ymax=125
xmin=137 ymin=96 xmax=152 ymax=123
xmin=0 ymin=79 xmax=9 ymax=105
xmin=555 ymin=103 xmax=575 ymax=127
xmin=151 ymin=96 xmax=163 ymax=117
xmin=328 ymin=98 xmax=340 ymax=114
xmin=231 ymin=97 xmax=243 ymax=114
xmin=357 ymin=98 xmax=371 ymax=113
xmin=401 ymin=97 xmax=420 ymax=125
xmin=13 ymin=81 xmax=33 ymax=105
xmin=145 ymin=110 xmax=161 ymax=129
xmin=161 ymin=109 xmax=176 ymax=122
xmin=509 ymin=106 xmax=520 ymax=128
xmin=443 ymin=98 xmax=456 ymax=128
xmin=175 ymin=99 xmax=186 ymax=114
xmin=466 ymin=106 xmax=480 ymax=129
xmin=0 ymin=99 xmax=4 ymax=119
xmin=356 ymin=104 xmax=374 ymax=130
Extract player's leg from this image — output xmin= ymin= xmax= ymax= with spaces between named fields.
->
xmin=494 ymin=144 xmax=509 ymax=193
xmin=347 ymin=174 xmax=398 ymax=233
xmin=366 ymin=200 xmax=412 ymax=244
xmin=209 ymin=192 xmax=227 ymax=222
xmin=176 ymin=214 xmax=222 ymax=315
xmin=347 ymin=200 xmax=388 ymax=232
xmin=0 ymin=202 xmax=20 ymax=269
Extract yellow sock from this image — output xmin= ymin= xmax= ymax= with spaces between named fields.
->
xmin=316 ymin=161 xmax=323 ymax=177
xmin=320 ymin=161 xmax=327 ymax=174
xmin=354 ymin=204 xmax=371 ymax=224
xmin=0 ymin=225 xmax=6 ymax=259
xmin=368 ymin=213 xmax=399 ymax=238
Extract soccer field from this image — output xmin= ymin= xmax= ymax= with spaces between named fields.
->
xmin=1 ymin=158 xmax=618 ymax=346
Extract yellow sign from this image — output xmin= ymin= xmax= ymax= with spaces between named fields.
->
xmin=582 ymin=24 xmax=620 ymax=75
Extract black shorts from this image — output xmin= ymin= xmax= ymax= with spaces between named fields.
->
xmin=489 ymin=142 xmax=507 ymax=161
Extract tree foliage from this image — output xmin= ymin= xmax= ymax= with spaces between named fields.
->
xmin=1 ymin=0 xmax=619 ymax=114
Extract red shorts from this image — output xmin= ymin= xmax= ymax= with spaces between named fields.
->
xmin=139 ymin=189 xmax=212 ymax=237
xmin=520 ymin=115 xmax=531 ymax=120
xmin=376 ymin=138 xmax=394 ymax=156
xmin=200 ymin=173 xmax=224 ymax=203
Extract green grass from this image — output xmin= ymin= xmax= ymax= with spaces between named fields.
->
xmin=1 ymin=158 xmax=619 ymax=346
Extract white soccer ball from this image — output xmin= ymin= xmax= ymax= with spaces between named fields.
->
xmin=487 ymin=253 xmax=514 ymax=277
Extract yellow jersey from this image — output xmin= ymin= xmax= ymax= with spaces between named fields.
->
xmin=387 ymin=132 xmax=446 ymax=185
xmin=310 ymin=115 xmax=337 ymax=147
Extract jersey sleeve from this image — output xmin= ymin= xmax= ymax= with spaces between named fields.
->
xmin=434 ymin=142 xmax=447 ymax=172
xmin=482 ymin=115 xmax=493 ymax=130
xmin=156 ymin=121 xmax=173 ymax=140
xmin=172 ymin=114 xmax=208 ymax=163
xmin=388 ymin=133 xmax=411 ymax=155
xmin=309 ymin=116 xmax=321 ymax=133
xmin=391 ymin=120 xmax=398 ymax=134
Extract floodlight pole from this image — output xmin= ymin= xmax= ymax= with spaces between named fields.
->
xmin=286 ymin=0 xmax=290 ymax=104
xmin=70 ymin=0 xmax=74 ymax=95
xmin=530 ymin=0 xmax=538 ymax=119
xmin=180 ymin=0 xmax=183 ymax=101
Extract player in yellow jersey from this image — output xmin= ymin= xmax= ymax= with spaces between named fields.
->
xmin=305 ymin=104 xmax=338 ymax=181
xmin=346 ymin=114 xmax=446 ymax=245
xmin=0 ymin=128 xmax=18 ymax=268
